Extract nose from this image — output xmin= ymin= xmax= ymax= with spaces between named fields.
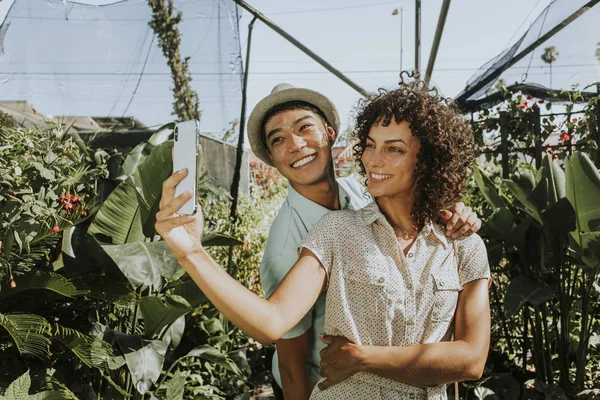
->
xmin=288 ymin=133 xmax=307 ymax=153
xmin=364 ymin=149 xmax=383 ymax=169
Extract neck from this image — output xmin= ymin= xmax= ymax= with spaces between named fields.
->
xmin=290 ymin=171 xmax=340 ymax=210
xmin=376 ymin=194 xmax=418 ymax=239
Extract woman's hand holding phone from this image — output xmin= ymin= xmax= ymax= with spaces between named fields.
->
xmin=155 ymin=168 xmax=205 ymax=261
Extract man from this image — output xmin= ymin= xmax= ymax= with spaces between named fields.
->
xmin=246 ymin=83 xmax=481 ymax=400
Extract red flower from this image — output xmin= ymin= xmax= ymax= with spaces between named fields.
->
xmin=560 ymin=133 xmax=571 ymax=142
xmin=10 ymin=279 xmax=16 ymax=288
xmin=481 ymin=125 xmax=487 ymax=130
xmin=552 ymin=125 xmax=557 ymax=129
xmin=573 ymin=118 xmax=577 ymax=123
xmin=526 ymin=95 xmax=533 ymax=100
xmin=8 ymin=190 xmax=15 ymax=197
xmin=532 ymin=103 xmax=539 ymax=109
xmin=51 ymin=225 xmax=60 ymax=235
xmin=552 ymin=153 xmax=558 ymax=160
xmin=519 ymin=104 xmax=527 ymax=109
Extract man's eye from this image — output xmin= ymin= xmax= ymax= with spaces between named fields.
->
xmin=271 ymin=137 xmax=282 ymax=145
xmin=299 ymin=124 xmax=313 ymax=131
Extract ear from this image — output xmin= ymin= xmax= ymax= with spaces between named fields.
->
xmin=266 ymin=148 xmax=274 ymax=162
xmin=326 ymin=126 xmax=336 ymax=145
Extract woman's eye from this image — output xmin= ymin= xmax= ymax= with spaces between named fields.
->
xmin=365 ymin=143 xmax=375 ymax=148
xmin=390 ymin=147 xmax=405 ymax=153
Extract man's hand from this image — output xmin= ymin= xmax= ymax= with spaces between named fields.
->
xmin=439 ymin=202 xmax=481 ymax=239
xmin=318 ymin=335 xmax=364 ymax=390
xmin=155 ymin=168 xmax=204 ymax=260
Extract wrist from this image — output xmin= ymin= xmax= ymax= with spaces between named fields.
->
xmin=176 ymin=246 xmax=208 ymax=268
xmin=353 ymin=343 xmax=370 ymax=373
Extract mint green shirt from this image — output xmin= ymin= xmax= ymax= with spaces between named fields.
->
xmin=259 ymin=176 xmax=371 ymax=387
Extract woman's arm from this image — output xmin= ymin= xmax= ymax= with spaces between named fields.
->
xmin=318 ymin=278 xmax=490 ymax=389
xmin=156 ymin=169 xmax=326 ymax=345
xmin=181 ymin=247 xmax=325 ymax=345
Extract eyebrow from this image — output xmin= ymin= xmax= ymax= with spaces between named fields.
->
xmin=366 ymin=135 xmax=408 ymax=145
xmin=266 ymin=115 xmax=314 ymax=142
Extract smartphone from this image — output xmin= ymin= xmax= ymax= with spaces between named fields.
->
xmin=173 ymin=120 xmax=199 ymax=215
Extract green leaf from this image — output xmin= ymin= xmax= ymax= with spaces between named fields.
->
xmin=529 ymin=177 xmax=549 ymax=214
xmin=171 ymin=279 xmax=208 ymax=308
xmin=504 ymin=180 xmax=542 ymax=224
xmin=201 ymin=231 xmax=243 ymax=247
xmin=165 ymin=369 xmax=185 ymax=400
xmin=140 ymin=295 xmax=191 ymax=338
xmin=162 ymin=315 xmax=185 ymax=349
xmin=0 ymin=313 xmax=51 ymax=360
xmin=504 ymin=276 xmax=557 ymax=317
xmin=133 ymin=141 xmax=174 ymax=238
xmin=51 ymin=324 xmax=114 ymax=370
xmin=540 ymin=156 xmax=566 ymax=206
xmin=540 ymin=197 xmax=576 ymax=235
xmin=486 ymin=207 xmax=515 ymax=239
xmin=88 ymin=177 xmax=145 ymax=244
xmin=113 ymin=332 xmax=168 ymax=395
xmin=177 ymin=345 xmax=242 ymax=376
xmin=1 ymin=370 xmax=32 ymax=400
xmin=100 ymin=241 xmax=180 ymax=291
xmin=473 ymin=167 xmax=506 ymax=208
xmin=565 ymin=152 xmax=600 ymax=235
xmin=0 ymin=272 xmax=86 ymax=302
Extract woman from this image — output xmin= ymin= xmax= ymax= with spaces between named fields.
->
xmin=156 ymin=75 xmax=490 ymax=400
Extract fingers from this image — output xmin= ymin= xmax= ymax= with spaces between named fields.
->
xmin=155 ymin=213 xmax=197 ymax=236
xmin=157 ymin=189 xmax=194 ymax=222
xmin=318 ymin=378 xmax=332 ymax=391
xmin=319 ymin=334 xmax=333 ymax=344
xmin=445 ymin=204 xmax=470 ymax=237
xmin=159 ymin=168 xmax=188 ymax=210
xmin=439 ymin=209 xmax=452 ymax=221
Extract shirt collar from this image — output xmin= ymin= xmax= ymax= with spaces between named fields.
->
xmin=286 ymin=180 xmax=351 ymax=226
xmin=358 ymin=202 xmax=449 ymax=249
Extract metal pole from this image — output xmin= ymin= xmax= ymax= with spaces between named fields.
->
xmin=401 ymin=6 xmax=403 ymax=72
xmin=533 ymin=105 xmax=542 ymax=168
xmin=425 ymin=0 xmax=451 ymax=83
xmin=233 ymin=0 xmax=368 ymax=97
xmin=229 ymin=15 xmax=257 ymax=223
xmin=415 ymin=0 xmax=421 ymax=75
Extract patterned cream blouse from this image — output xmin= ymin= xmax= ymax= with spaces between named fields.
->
xmin=300 ymin=201 xmax=490 ymax=400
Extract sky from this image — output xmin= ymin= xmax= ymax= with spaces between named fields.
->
xmin=237 ymin=0 xmax=555 ymax=133
xmin=2 ymin=0 xmax=593 ymax=139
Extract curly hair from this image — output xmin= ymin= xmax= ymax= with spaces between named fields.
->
xmin=352 ymin=71 xmax=476 ymax=229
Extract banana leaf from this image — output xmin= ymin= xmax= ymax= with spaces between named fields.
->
xmin=51 ymin=324 xmax=114 ymax=371
xmin=473 ymin=166 xmax=506 ymax=209
xmin=118 ymin=124 xmax=173 ymax=179
xmin=87 ymin=177 xmax=145 ymax=244
xmin=504 ymin=275 xmax=557 ymax=317
xmin=139 ymin=295 xmax=191 ymax=338
xmin=132 ymin=141 xmax=174 ymax=238
xmin=100 ymin=241 xmax=180 ymax=292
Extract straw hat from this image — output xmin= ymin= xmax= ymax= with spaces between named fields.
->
xmin=247 ymin=83 xmax=340 ymax=167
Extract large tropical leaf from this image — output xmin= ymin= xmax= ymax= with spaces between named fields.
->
xmin=100 ymin=241 xmax=180 ymax=291
xmin=0 ymin=371 xmax=63 ymax=400
xmin=473 ymin=167 xmax=506 ymax=209
xmin=139 ymin=295 xmax=190 ymax=338
xmin=113 ymin=331 xmax=168 ymax=395
xmin=170 ymin=279 xmax=208 ymax=307
xmin=87 ymin=177 xmax=145 ymax=244
xmin=164 ymin=369 xmax=185 ymax=400
xmin=0 ymin=313 xmax=51 ymax=360
xmin=133 ymin=141 xmax=174 ymax=238
xmin=118 ymin=124 xmax=174 ymax=179
xmin=504 ymin=275 xmax=557 ymax=317
xmin=0 ymin=272 xmax=87 ymax=303
xmin=565 ymin=152 xmax=600 ymax=269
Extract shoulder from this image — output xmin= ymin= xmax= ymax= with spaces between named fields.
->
xmin=314 ymin=209 xmax=360 ymax=229
xmin=263 ymin=200 xmax=294 ymax=255
xmin=337 ymin=175 xmax=371 ymax=201
xmin=453 ymin=233 xmax=486 ymax=255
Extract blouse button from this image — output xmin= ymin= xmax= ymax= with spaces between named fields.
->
xmin=377 ymin=277 xmax=385 ymax=284
xmin=406 ymin=282 xmax=413 ymax=290
xmin=407 ymin=253 xmax=414 ymax=258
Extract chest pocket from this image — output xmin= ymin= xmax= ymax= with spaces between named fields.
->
xmin=431 ymin=273 xmax=462 ymax=322
xmin=343 ymin=264 xmax=388 ymax=286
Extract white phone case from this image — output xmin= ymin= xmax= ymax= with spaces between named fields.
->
xmin=173 ymin=120 xmax=199 ymax=215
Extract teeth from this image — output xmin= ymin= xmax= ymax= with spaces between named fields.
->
xmin=371 ymin=173 xmax=393 ymax=180
xmin=292 ymin=155 xmax=316 ymax=168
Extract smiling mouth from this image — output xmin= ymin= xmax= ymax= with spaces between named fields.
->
xmin=370 ymin=172 xmax=393 ymax=181
xmin=292 ymin=154 xmax=317 ymax=168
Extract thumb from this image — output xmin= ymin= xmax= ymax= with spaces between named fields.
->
xmin=439 ymin=210 xmax=452 ymax=220
xmin=319 ymin=334 xmax=332 ymax=344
